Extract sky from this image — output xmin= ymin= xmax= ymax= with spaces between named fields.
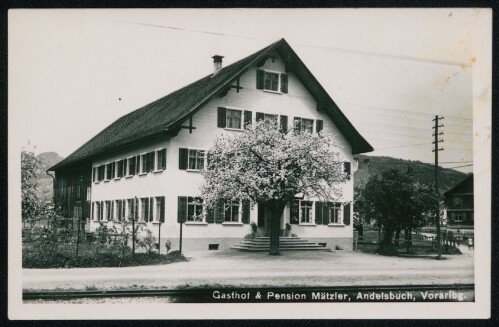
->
xmin=9 ymin=9 xmax=482 ymax=173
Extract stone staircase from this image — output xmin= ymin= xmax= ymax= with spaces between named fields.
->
xmin=231 ymin=237 xmax=330 ymax=252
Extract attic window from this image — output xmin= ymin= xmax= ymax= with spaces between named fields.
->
xmin=256 ymin=69 xmax=288 ymax=93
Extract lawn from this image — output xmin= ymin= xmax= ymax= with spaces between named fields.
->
xmin=22 ymin=241 xmax=187 ymax=269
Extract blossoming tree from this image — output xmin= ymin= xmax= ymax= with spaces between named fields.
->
xmin=201 ymin=120 xmax=347 ymax=255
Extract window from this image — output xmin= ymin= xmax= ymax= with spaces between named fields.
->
xmin=302 ymin=119 xmax=314 ymax=133
xmin=453 ymin=196 xmax=464 ymax=207
xmin=293 ymin=117 xmax=314 ymax=134
xmin=218 ymin=108 xmax=252 ymax=129
xmin=155 ymin=149 xmax=167 ymax=171
xmin=127 ymin=157 xmax=136 ymax=176
xmin=300 ymin=201 xmax=313 ymax=223
xmin=139 ymin=198 xmax=149 ymax=222
xmin=256 ymin=70 xmax=288 ymax=93
xmin=127 ymin=198 xmax=136 ymax=220
xmin=97 ymin=165 xmax=105 ymax=181
xmin=226 ymin=109 xmax=242 ymax=129
xmin=187 ymin=197 xmax=204 ymax=222
xmin=344 ymin=162 xmax=351 ymax=180
xmin=94 ymin=201 xmax=104 ymax=221
xmin=329 ymin=203 xmax=342 ymax=224
xmin=224 ymin=201 xmax=241 ymax=222
xmin=115 ymin=199 xmax=125 ymax=221
xmin=188 ymin=149 xmax=205 ymax=170
xmin=116 ymin=160 xmax=125 ymax=178
xmin=155 ymin=197 xmax=165 ymax=223
xmin=453 ymin=212 xmax=464 ymax=222
xmin=264 ymin=71 xmax=279 ymax=91
xmin=105 ymin=163 xmax=113 ymax=181
xmin=140 ymin=152 xmax=154 ymax=174
xmin=105 ymin=200 xmax=113 ymax=221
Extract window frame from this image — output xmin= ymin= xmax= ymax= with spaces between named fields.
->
xmin=299 ymin=200 xmax=314 ymax=224
xmin=453 ymin=212 xmax=464 ymax=222
xmin=115 ymin=199 xmax=125 ymax=222
xmin=301 ymin=118 xmax=314 ymax=133
xmin=126 ymin=156 xmax=136 ymax=177
xmin=223 ymin=200 xmax=242 ymax=223
xmin=328 ymin=202 xmax=343 ymax=225
xmin=96 ymin=165 xmax=105 ymax=182
xmin=140 ymin=197 xmax=150 ymax=222
xmin=104 ymin=163 xmax=113 ymax=181
xmin=262 ymin=69 xmax=281 ymax=93
xmin=139 ymin=152 xmax=149 ymax=175
xmin=453 ymin=196 xmax=464 ymax=207
xmin=186 ymin=197 xmax=204 ymax=222
xmin=187 ymin=149 xmax=206 ymax=171
xmin=104 ymin=200 xmax=112 ymax=221
xmin=225 ymin=108 xmax=244 ymax=130
xmin=154 ymin=148 xmax=167 ymax=171
xmin=155 ymin=196 xmax=165 ymax=223
xmin=115 ymin=159 xmax=124 ymax=179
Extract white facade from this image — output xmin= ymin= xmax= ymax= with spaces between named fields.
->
xmin=89 ymin=55 xmax=355 ymax=251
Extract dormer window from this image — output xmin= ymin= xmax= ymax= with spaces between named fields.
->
xmin=256 ymin=69 xmax=288 ymax=93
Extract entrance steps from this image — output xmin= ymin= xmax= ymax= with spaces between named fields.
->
xmin=231 ymin=237 xmax=330 ymax=251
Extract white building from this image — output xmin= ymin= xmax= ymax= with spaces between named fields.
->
xmin=49 ymin=39 xmax=373 ymax=252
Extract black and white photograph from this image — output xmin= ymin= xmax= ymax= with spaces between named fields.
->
xmin=8 ymin=8 xmax=491 ymax=319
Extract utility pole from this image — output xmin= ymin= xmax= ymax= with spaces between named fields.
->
xmin=432 ymin=115 xmax=444 ymax=260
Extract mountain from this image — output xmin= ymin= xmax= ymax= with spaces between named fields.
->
xmin=36 ymin=152 xmax=64 ymax=201
xmin=353 ymin=154 xmax=469 ymax=194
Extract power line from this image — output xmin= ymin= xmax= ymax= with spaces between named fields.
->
xmin=374 ymin=143 xmax=432 ymax=150
xmin=338 ymin=102 xmax=472 ymax=121
xmin=118 ymin=20 xmax=472 ymax=68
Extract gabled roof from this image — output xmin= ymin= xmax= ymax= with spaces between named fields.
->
xmin=50 ymin=38 xmax=373 ymax=171
xmin=444 ymin=174 xmax=474 ymax=196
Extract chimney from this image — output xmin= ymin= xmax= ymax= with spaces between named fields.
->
xmin=212 ymin=55 xmax=224 ymax=73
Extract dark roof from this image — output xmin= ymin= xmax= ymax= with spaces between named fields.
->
xmin=444 ymin=174 xmax=474 ymax=196
xmin=50 ymin=38 xmax=373 ymax=171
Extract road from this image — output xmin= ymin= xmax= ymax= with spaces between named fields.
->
xmin=22 ymin=246 xmax=474 ymax=292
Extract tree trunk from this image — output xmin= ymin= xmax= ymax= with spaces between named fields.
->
xmin=268 ymin=202 xmax=285 ymax=256
xmin=405 ymin=227 xmax=413 ymax=254
xmin=378 ymin=224 xmax=397 ymax=255
xmin=394 ymin=227 xmax=401 ymax=246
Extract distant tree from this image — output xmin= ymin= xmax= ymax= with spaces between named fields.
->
xmin=355 ymin=168 xmax=438 ymax=255
xmin=21 ymin=150 xmax=44 ymax=225
xmin=201 ymin=120 xmax=347 ymax=255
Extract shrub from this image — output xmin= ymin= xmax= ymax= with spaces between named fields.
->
xmin=335 ymin=245 xmax=343 ymax=250
xmin=138 ymin=228 xmax=157 ymax=254
xmin=285 ymin=223 xmax=292 ymax=236
xmin=22 ymin=242 xmax=187 ymax=268
xmin=250 ymin=222 xmax=258 ymax=236
xmin=164 ymin=240 xmax=172 ymax=254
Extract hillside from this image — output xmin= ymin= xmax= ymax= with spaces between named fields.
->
xmin=36 ymin=152 xmax=64 ymax=201
xmin=354 ymin=154 xmax=469 ymax=194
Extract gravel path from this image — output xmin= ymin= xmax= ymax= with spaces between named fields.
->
xmin=23 ymin=246 xmax=474 ymax=292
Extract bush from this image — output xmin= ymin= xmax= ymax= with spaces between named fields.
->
xmin=164 ymin=240 xmax=172 ymax=254
xmin=250 ymin=222 xmax=258 ymax=235
xmin=138 ymin=228 xmax=156 ymax=254
xmin=22 ymin=242 xmax=187 ymax=268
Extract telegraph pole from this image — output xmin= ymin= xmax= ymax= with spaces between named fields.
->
xmin=432 ymin=116 xmax=444 ymax=260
